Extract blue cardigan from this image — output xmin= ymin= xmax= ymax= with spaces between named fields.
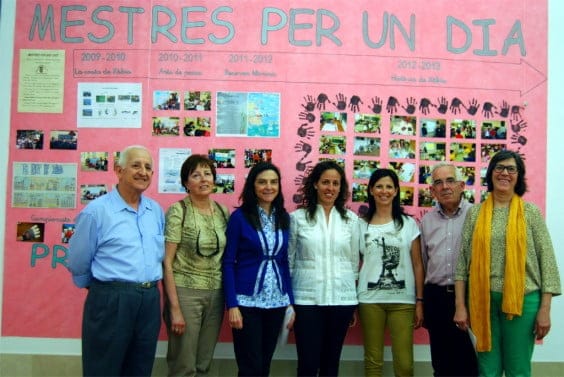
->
xmin=222 ymin=208 xmax=294 ymax=309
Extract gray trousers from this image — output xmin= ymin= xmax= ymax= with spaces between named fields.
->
xmin=165 ymin=287 xmax=224 ymax=377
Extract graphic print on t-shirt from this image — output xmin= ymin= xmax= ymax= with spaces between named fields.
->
xmin=366 ymin=232 xmax=406 ymax=291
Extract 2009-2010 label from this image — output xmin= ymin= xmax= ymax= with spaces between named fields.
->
xmin=80 ymin=52 xmax=127 ymax=61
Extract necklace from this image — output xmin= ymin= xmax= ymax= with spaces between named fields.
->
xmin=189 ymin=198 xmax=220 ymax=258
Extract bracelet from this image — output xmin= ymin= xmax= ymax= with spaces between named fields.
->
xmin=416 ymin=297 xmax=424 ymax=302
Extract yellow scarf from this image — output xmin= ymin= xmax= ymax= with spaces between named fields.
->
xmin=469 ymin=194 xmax=526 ymax=352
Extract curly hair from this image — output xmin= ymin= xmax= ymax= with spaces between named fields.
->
xmin=297 ymin=160 xmax=349 ymax=222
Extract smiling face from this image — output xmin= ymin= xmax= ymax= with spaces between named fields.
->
xmin=370 ymin=176 xmax=398 ymax=207
xmin=254 ymin=169 xmax=280 ymax=211
xmin=315 ymin=168 xmax=342 ymax=208
xmin=492 ymin=157 xmax=518 ymax=195
xmin=116 ymin=148 xmax=153 ymax=195
xmin=430 ymin=165 xmax=465 ymax=210
xmin=185 ymin=163 xmax=215 ymax=199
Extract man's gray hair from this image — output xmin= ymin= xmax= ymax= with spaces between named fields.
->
xmin=116 ymin=145 xmax=151 ymax=168
xmin=430 ymin=162 xmax=464 ymax=181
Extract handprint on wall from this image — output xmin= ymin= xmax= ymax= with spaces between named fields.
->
xmin=402 ymin=97 xmax=417 ymax=114
xmin=302 ymin=95 xmax=316 ymax=112
xmin=296 ymin=158 xmax=312 ymax=172
xmin=419 ymin=98 xmax=432 ymax=115
xmin=511 ymin=105 xmax=524 ymax=121
xmin=317 ymin=93 xmax=329 ymax=110
xmin=349 ymin=95 xmax=363 ymax=112
xmin=297 ymin=123 xmax=314 ymax=139
xmin=298 ymin=111 xmax=316 ymax=123
xmin=386 ymin=96 xmax=399 ymax=114
xmin=499 ymin=101 xmax=510 ymax=118
xmin=369 ymin=96 xmax=383 ymax=114
xmin=333 ymin=93 xmax=347 ymax=111
xmin=437 ymin=96 xmax=449 ymax=114
xmin=482 ymin=102 xmax=497 ymax=118
xmin=466 ymin=98 xmax=480 ymax=115
xmin=294 ymin=141 xmax=312 ymax=158
xmin=450 ymin=97 xmax=463 ymax=114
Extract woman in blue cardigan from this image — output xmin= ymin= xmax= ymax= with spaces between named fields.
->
xmin=222 ymin=162 xmax=295 ymax=377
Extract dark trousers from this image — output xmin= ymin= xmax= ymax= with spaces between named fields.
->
xmin=293 ymin=304 xmax=357 ymax=377
xmin=424 ymin=284 xmax=478 ymax=377
xmin=82 ymin=281 xmax=161 ymax=377
xmin=232 ymin=306 xmax=286 ymax=377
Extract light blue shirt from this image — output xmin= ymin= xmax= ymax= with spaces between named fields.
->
xmin=67 ymin=188 xmax=165 ymax=288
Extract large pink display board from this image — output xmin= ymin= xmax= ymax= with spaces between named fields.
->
xmin=3 ymin=0 xmax=547 ymax=345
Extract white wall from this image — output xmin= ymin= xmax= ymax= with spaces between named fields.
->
xmin=0 ymin=0 xmax=563 ymax=361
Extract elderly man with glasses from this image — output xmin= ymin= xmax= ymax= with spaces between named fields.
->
xmin=420 ymin=162 xmax=479 ymax=377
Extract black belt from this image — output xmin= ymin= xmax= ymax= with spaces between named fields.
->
xmin=92 ymin=278 xmax=158 ymax=289
xmin=426 ymin=283 xmax=455 ymax=293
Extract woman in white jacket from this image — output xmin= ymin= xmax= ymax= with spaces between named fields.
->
xmin=289 ymin=160 xmax=360 ymax=377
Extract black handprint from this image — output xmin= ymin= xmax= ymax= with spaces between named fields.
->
xmin=511 ymin=134 xmax=527 ymax=146
xmin=294 ymin=174 xmax=307 ymax=186
xmin=511 ymin=105 xmax=524 ymax=121
xmin=510 ymin=119 xmax=527 ymax=133
xmin=298 ymin=112 xmax=316 ymax=123
xmin=386 ymin=96 xmax=399 ymax=114
xmin=348 ymin=95 xmax=363 ymax=113
xmin=296 ymin=158 xmax=312 ymax=172
xmin=369 ymin=96 xmax=383 ymax=114
xmin=294 ymin=141 xmax=312 ymax=157
xmin=292 ymin=193 xmax=304 ymax=204
xmin=482 ymin=102 xmax=496 ymax=118
xmin=437 ymin=96 xmax=448 ymax=114
xmin=302 ymin=95 xmax=316 ymax=112
xmin=419 ymin=98 xmax=432 ymax=115
xmin=333 ymin=93 xmax=347 ymax=111
xmin=466 ymin=98 xmax=480 ymax=116
xmin=297 ymin=123 xmax=314 ymax=139
xmin=402 ymin=97 xmax=417 ymax=114
xmin=499 ymin=101 xmax=510 ymax=118
xmin=317 ymin=93 xmax=329 ymax=110
xmin=450 ymin=97 xmax=462 ymax=114
xmin=358 ymin=205 xmax=369 ymax=218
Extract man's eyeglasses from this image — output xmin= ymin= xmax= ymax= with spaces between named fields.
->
xmin=493 ymin=164 xmax=518 ymax=174
xmin=432 ymin=177 xmax=458 ymax=187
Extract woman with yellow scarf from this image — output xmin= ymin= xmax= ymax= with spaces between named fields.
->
xmin=453 ymin=150 xmax=561 ymax=377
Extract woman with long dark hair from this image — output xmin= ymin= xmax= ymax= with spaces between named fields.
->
xmin=289 ymin=160 xmax=360 ymax=377
xmin=357 ymin=168 xmax=424 ymax=376
xmin=222 ymin=162 xmax=295 ymax=377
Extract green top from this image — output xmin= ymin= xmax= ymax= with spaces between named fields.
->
xmin=165 ymin=197 xmax=229 ymax=290
xmin=455 ymin=201 xmax=561 ymax=295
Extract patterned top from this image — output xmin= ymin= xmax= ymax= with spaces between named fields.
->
xmin=237 ymin=206 xmax=291 ymax=308
xmin=455 ymin=202 xmax=561 ymax=295
xmin=165 ymin=197 xmax=229 ymax=290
